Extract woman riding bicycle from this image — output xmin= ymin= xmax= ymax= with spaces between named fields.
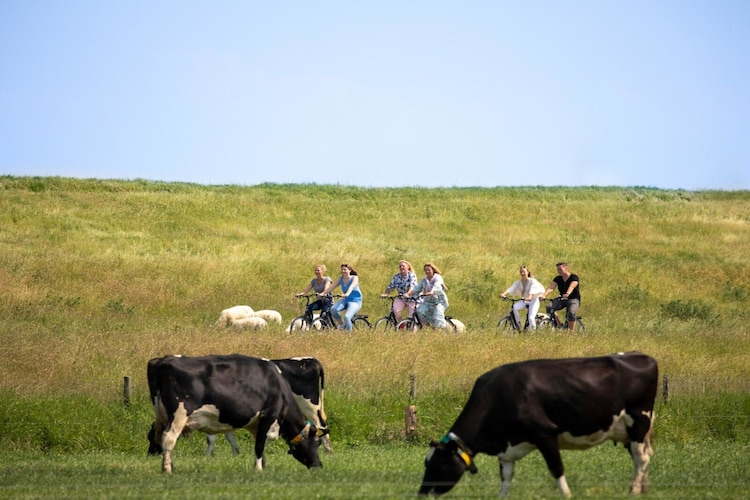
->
xmin=295 ymin=264 xmax=333 ymax=318
xmin=319 ymin=263 xmax=363 ymax=331
xmin=500 ymin=265 xmax=546 ymax=331
xmin=405 ymin=263 xmax=449 ymax=328
xmin=379 ymin=260 xmax=417 ymax=323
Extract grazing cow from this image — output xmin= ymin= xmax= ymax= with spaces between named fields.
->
xmin=147 ymin=354 xmax=324 ymax=473
xmin=205 ymin=356 xmax=332 ymax=455
xmin=419 ymin=352 xmax=658 ymax=498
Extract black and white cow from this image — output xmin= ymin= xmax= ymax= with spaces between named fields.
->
xmin=147 ymin=354 xmax=324 ymax=473
xmin=419 ymin=352 xmax=658 ymax=498
xmin=204 ymin=356 xmax=332 ymax=455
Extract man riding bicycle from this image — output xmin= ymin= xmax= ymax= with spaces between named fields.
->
xmin=542 ymin=262 xmax=580 ymax=332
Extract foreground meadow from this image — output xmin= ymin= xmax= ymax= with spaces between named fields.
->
xmin=1 ymin=443 xmax=749 ymax=499
xmin=1 ymin=177 xmax=749 ymax=497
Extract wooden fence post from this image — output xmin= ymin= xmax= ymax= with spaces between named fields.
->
xmin=405 ymin=374 xmax=417 ymax=438
xmin=123 ymin=376 xmax=131 ymax=407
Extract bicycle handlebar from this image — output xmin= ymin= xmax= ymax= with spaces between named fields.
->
xmin=501 ymin=296 xmax=528 ymax=302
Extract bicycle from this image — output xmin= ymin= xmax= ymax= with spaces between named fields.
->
xmin=290 ymin=294 xmax=372 ymax=332
xmin=395 ymin=297 xmax=458 ymax=333
xmin=537 ymin=298 xmax=586 ymax=332
xmin=373 ymin=295 xmax=410 ymax=331
xmin=289 ymin=294 xmax=336 ymax=332
xmin=497 ymin=296 xmax=542 ymax=335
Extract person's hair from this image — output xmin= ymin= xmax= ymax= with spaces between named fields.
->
xmin=399 ymin=260 xmax=413 ymax=272
xmin=341 ymin=263 xmax=358 ymax=276
xmin=424 ymin=263 xmax=442 ymax=275
xmin=520 ymin=265 xmax=532 ymax=277
xmin=556 ymin=262 xmax=568 ymax=268
xmin=315 ymin=264 xmax=327 ymax=272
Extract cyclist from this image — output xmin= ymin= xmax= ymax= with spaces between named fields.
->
xmin=542 ymin=262 xmax=581 ymax=331
xmin=500 ymin=265 xmax=546 ymax=330
xmin=380 ymin=260 xmax=417 ymax=323
xmin=319 ymin=263 xmax=363 ymax=331
xmin=405 ymin=263 xmax=449 ymax=328
xmin=295 ymin=264 xmax=333 ymax=319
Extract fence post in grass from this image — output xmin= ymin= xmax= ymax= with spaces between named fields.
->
xmin=405 ymin=374 xmax=417 ymax=438
xmin=123 ymin=376 xmax=131 ymax=407
xmin=662 ymin=374 xmax=669 ymax=405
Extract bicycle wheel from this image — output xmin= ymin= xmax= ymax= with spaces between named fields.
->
xmin=497 ymin=316 xmax=518 ymax=335
xmin=572 ymin=317 xmax=585 ymax=332
xmin=289 ymin=315 xmax=310 ymax=332
xmin=536 ymin=318 xmax=554 ymax=330
xmin=373 ymin=316 xmax=395 ymax=332
xmin=396 ymin=318 xmax=418 ymax=332
xmin=352 ymin=316 xmax=371 ymax=330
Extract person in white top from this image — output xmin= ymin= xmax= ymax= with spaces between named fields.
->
xmin=500 ymin=266 xmax=546 ymax=330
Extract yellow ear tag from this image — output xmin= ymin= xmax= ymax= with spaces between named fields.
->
xmin=458 ymin=451 xmax=472 ymax=467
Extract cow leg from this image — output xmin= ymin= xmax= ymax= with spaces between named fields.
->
xmin=205 ymin=434 xmax=218 ymax=456
xmin=627 ymin=412 xmax=655 ymax=494
xmin=225 ymin=431 xmax=240 ymax=455
xmin=498 ymin=459 xmax=515 ymax=497
xmin=253 ymin=417 xmax=275 ymax=471
xmin=161 ymin=403 xmax=189 ymax=474
xmin=536 ymin=439 xmax=571 ymax=498
xmin=629 ymin=433 xmax=653 ymax=494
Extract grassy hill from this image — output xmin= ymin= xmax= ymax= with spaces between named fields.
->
xmin=1 ymin=176 xmax=748 ymax=451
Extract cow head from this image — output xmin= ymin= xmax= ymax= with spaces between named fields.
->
xmin=419 ymin=433 xmax=478 ymax=496
xmin=147 ymin=422 xmax=162 ymax=455
xmin=287 ymin=421 xmax=325 ymax=469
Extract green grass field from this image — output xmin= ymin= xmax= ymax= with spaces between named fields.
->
xmin=2 ymin=443 xmax=749 ymax=499
xmin=1 ymin=177 xmax=749 ymax=497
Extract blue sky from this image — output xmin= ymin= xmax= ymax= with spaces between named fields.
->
xmin=2 ymin=1 xmax=748 ymax=190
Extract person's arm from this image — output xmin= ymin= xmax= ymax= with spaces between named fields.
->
xmin=406 ymin=279 xmax=423 ymax=297
xmin=319 ymin=278 xmax=340 ymax=296
xmin=500 ymin=280 xmax=518 ymax=299
xmin=296 ymin=280 xmax=314 ymax=297
xmin=562 ymin=279 xmax=578 ymax=299
xmin=342 ymin=276 xmax=359 ymax=298
xmin=542 ymin=280 xmax=557 ymax=299
xmin=381 ymin=275 xmax=396 ymax=297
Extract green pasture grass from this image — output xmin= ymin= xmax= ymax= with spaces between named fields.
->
xmin=1 ymin=442 xmax=748 ymax=499
xmin=1 ymin=177 xmax=749 ymax=477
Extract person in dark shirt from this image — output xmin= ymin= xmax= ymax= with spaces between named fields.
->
xmin=542 ymin=262 xmax=580 ymax=331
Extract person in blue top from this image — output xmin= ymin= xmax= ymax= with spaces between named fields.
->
xmin=319 ymin=263 xmax=363 ymax=331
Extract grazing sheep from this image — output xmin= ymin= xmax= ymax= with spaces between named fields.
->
xmin=215 ymin=305 xmax=254 ymax=327
xmin=253 ymin=309 xmax=282 ymax=324
xmin=450 ymin=318 xmax=466 ymax=333
xmin=231 ymin=316 xmax=267 ymax=330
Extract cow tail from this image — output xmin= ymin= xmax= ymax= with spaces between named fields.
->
xmin=318 ymin=365 xmax=328 ymax=427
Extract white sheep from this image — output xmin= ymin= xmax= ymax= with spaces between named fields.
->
xmin=253 ymin=309 xmax=282 ymax=324
xmin=214 ymin=305 xmax=254 ymax=328
xmin=449 ymin=318 xmax=466 ymax=333
xmin=231 ymin=316 xmax=267 ymax=330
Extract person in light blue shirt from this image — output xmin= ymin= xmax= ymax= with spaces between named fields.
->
xmin=319 ymin=263 xmax=362 ymax=331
